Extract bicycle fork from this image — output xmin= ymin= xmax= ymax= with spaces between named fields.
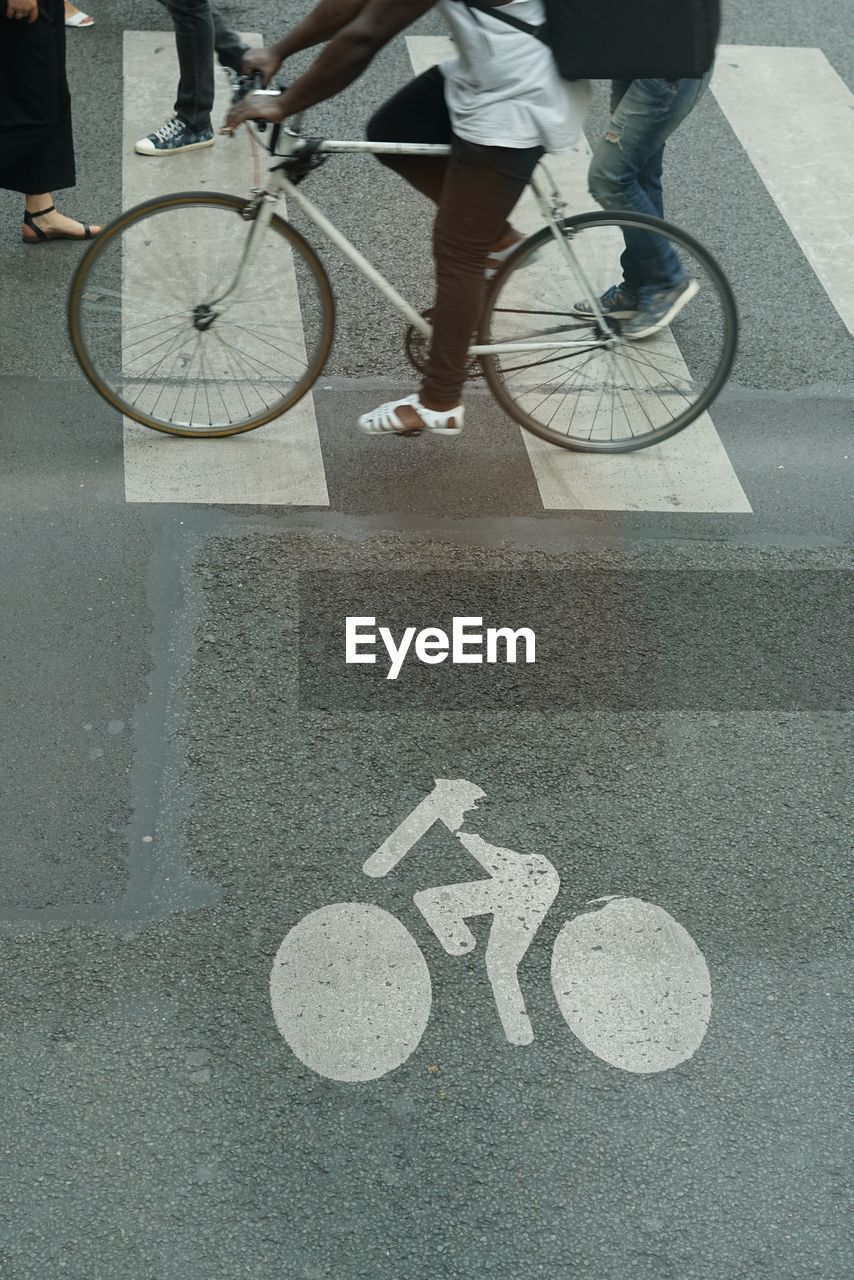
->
xmin=199 ymin=190 xmax=279 ymax=317
xmin=364 ymin=779 xmax=560 ymax=1046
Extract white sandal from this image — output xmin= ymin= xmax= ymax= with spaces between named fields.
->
xmin=357 ymin=393 xmax=464 ymax=437
xmin=65 ymin=6 xmax=95 ymax=27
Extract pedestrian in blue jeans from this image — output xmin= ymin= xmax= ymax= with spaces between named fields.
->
xmin=574 ymin=73 xmax=712 ymax=339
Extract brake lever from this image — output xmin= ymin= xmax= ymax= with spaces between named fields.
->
xmin=232 ymin=72 xmax=287 ymax=135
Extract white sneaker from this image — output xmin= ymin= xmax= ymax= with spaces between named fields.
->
xmin=135 ymin=117 xmax=215 ymax=156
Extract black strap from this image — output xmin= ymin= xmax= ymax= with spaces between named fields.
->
xmin=453 ymin=0 xmax=548 ymax=43
xmin=23 ymin=206 xmax=56 ymax=241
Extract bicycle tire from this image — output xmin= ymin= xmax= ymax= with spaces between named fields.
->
xmin=68 ymin=191 xmax=335 ymax=438
xmin=479 ymin=210 xmax=738 ymax=453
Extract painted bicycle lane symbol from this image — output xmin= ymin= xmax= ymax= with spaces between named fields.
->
xmin=270 ymin=780 xmax=712 ymax=1082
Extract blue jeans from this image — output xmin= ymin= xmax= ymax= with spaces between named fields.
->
xmin=588 ymin=74 xmax=711 ymax=292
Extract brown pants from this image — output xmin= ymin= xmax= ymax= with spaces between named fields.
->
xmin=367 ymin=67 xmax=543 ymax=406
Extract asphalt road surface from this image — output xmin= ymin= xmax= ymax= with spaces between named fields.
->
xmin=1 ymin=3 xmax=852 ymax=1278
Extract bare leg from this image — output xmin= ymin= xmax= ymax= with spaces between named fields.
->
xmin=23 ymin=193 xmax=100 ymax=240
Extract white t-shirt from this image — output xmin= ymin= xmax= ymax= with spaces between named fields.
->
xmin=438 ymin=0 xmax=588 ymax=153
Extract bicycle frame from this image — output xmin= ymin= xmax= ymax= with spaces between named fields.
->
xmin=228 ymin=129 xmax=614 ymax=356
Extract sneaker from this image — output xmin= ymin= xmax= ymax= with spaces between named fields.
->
xmin=134 ymin=117 xmax=215 ymax=157
xmin=622 ymin=278 xmax=700 ymax=340
xmin=570 ymin=282 xmax=639 ymax=320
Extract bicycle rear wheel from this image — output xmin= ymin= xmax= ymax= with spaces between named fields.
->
xmin=479 ymin=210 xmax=737 ymax=452
xmin=68 ymin=192 xmax=335 ymax=438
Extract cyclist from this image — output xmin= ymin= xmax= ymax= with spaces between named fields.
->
xmin=225 ymin=0 xmax=586 ymax=439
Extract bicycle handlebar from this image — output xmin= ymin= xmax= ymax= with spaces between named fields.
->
xmin=230 ymin=74 xmax=308 ymax=158
xmin=230 ymin=72 xmax=284 ymax=131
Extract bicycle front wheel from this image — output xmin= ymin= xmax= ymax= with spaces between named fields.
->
xmin=68 ymin=192 xmax=335 ymax=438
xmin=479 ymin=210 xmax=737 ymax=452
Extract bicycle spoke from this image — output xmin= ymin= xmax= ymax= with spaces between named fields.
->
xmin=128 ymin=329 xmax=198 ymax=411
xmin=125 ymin=320 xmax=190 ymax=361
xmin=211 ymin=330 xmax=295 ymax=390
xmin=511 ymin=352 xmax=607 ymax=416
xmin=189 ymin=335 xmax=203 ymax=425
xmin=155 ymin=332 xmax=201 ymax=421
xmin=209 ymin=329 xmax=255 ymax=422
xmin=197 ymin=339 xmax=214 ymax=426
xmin=124 ymin=315 xmax=190 ymax=348
xmin=221 ymin=320 xmax=308 ymax=371
xmin=616 ymin=344 xmax=696 ymax=397
xmin=125 ymin=323 xmax=196 ymax=375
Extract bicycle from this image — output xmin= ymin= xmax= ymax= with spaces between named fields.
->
xmin=270 ymin=779 xmax=712 ymax=1083
xmin=68 ymin=86 xmax=738 ymax=453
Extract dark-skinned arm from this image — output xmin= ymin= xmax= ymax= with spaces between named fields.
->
xmin=226 ymin=0 xmax=437 ymax=131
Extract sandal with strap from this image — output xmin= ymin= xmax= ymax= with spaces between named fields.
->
xmin=65 ymin=6 xmax=95 ymax=27
xmin=357 ymin=393 xmax=464 ymax=437
xmin=22 ymin=205 xmax=97 ymax=245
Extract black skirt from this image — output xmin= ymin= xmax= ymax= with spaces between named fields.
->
xmin=0 ymin=0 xmax=75 ymax=194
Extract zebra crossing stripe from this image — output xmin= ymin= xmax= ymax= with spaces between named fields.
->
xmin=712 ymin=46 xmax=854 ymax=338
xmin=121 ymin=32 xmax=330 ymax=507
xmin=406 ymin=36 xmax=751 ymax=513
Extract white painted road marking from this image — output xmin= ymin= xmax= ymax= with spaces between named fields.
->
xmin=415 ymin=831 xmax=559 ymax=1045
xmin=363 ymin=776 xmax=485 ymax=875
xmin=122 ymin=32 xmax=329 ymax=506
xmin=713 ymin=46 xmax=854 ymax=338
xmin=407 ymin=36 xmax=751 ymax=514
xmin=552 ymin=897 xmax=712 ymax=1074
xmin=270 ymin=903 xmax=432 ymax=1083
xmin=271 ymin=778 xmax=713 ymax=1081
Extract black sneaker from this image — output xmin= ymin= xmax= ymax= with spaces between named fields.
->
xmin=134 ymin=117 xmax=215 ymax=156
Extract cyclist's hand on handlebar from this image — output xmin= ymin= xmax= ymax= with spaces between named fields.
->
xmin=240 ymin=45 xmax=283 ymax=87
xmin=223 ymin=89 xmax=289 ymax=136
